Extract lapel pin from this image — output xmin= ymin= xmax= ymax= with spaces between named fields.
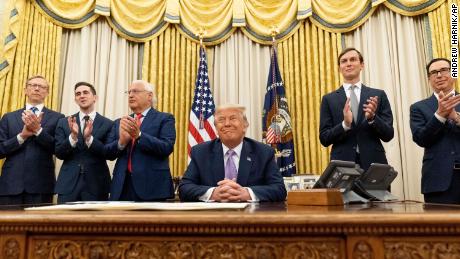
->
xmin=247 ymin=157 xmax=251 ymax=162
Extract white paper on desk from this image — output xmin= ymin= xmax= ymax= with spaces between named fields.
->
xmin=25 ymin=202 xmax=250 ymax=211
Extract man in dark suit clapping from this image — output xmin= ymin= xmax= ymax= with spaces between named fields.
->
xmin=410 ymin=58 xmax=460 ymax=204
xmin=0 ymin=75 xmax=64 ymax=205
xmin=319 ymin=48 xmax=394 ymax=171
xmin=106 ymin=80 xmax=176 ymax=201
xmin=54 ymin=82 xmax=113 ymax=203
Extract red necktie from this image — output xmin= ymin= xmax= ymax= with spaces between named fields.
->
xmin=127 ymin=113 xmax=143 ymax=173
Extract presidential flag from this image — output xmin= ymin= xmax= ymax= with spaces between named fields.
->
xmin=262 ymin=47 xmax=296 ymax=176
xmin=188 ymin=46 xmax=217 ymax=162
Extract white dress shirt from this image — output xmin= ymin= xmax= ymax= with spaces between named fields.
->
xmin=69 ymin=111 xmax=97 ymax=147
xmin=341 ymin=81 xmax=375 ymax=130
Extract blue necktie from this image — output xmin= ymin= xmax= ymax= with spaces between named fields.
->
xmin=30 ymin=107 xmax=38 ymax=114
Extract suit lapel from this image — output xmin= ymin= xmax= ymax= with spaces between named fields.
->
xmin=74 ymin=113 xmax=81 ymax=131
xmin=425 ymin=94 xmax=438 ymax=113
xmin=211 ymin=140 xmax=225 ymax=183
xmin=139 ymin=108 xmax=155 ymax=131
xmin=237 ymin=139 xmax=253 ymax=186
xmin=357 ymin=85 xmax=370 ymax=124
xmin=92 ymin=113 xmax=103 ymax=134
xmin=40 ymin=107 xmax=51 ymax=127
xmin=14 ymin=108 xmax=25 ymax=129
xmin=336 ymin=86 xmax=347 ymax=111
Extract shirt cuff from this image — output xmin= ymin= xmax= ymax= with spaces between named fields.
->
xmin=85 ymin=135 xmax=93 ymax=148
xmin=435 ymin=112 xmax=447 ymax=123
xmin=246 ymin=187 xmax=259 ymax=202
xmin=117 ymin=142 xmax=126 ymax=150
xmin=342 ymin=121 xmax=351 ymax=131
xmin=34 ymin=127 xmax=43 ymax=136
xmin=16 ymin=134 xmax=24 ymax=145
xmin=367 ymin=119 xmax=375 ymax=125
xmin=68 ymin=134 xmax=78 ymax=147
xmin=199 ymin=187 xmax=216 ymax=202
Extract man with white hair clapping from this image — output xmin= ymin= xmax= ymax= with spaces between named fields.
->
xmin=106 ymin=80 xmax=176 ymax=201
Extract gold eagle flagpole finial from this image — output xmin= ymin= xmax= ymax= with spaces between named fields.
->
xmin=196 ymin=28 xmax=206 ymax=46
xmin=270 ymin=26 xmax=279 ymax=45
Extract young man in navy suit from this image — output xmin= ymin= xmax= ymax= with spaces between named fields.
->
xmin=410 ymin=58 xmax=460 ymax=204
xmin=106 ymin=80 xmax=176 ymax=201
xmin=179 ymin=104 xmax=287 ymax=202
xmin=54 ymin=82 xmax=113 ymax=203
xmin=0 ymin=75 xmax=64 ymax=205
xmin=319 ymin=48 xmax=394 ymax=171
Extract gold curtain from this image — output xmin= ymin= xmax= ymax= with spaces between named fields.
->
xmin=428 ymin=0 xmax=459 ymax=91
xmin=142 ymin=25 xmax=200 ymax=177
xmin=178 ymin=0 xmax=236 ymax=45
xmin=240 ymin=0 xmax=300 ymax=44
xmin=311 ymin=0 xmax=445 ymax=33
xmin=0 ymin=0 xmax=23 ymax=80
xmin=38 ymin=0 xmax=95 ymax=22
xmin=0 ymin=1 xmax=61 ymax=116
xmin=31 ymin=0 xmax=447 ymax=44
xmin=107 ymin=0 xmax=168 ymax=42
xmin=309 ymin=0 xmax=378 ymax=33
xmin=277 ymin=22 xmax=341 ymax=174
xmin=384 ymin=0 xmax=445 ymax=16
xmin=0 ymin=1 xmax=61 ymax=173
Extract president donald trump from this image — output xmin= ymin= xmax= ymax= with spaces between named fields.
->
xmin=179 ymin=104 xmax=286 ymax=202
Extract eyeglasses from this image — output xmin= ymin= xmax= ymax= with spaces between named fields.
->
xmin=428 ymin=67 xmax=450 ymax=77
xmin=124 ymin=90 xmax=150 ymax=95
xmin=26 ymin=83 xmax=48 ymax=90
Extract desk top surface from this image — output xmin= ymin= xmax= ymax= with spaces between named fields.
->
xmin=1 ymin=201 xmax=460 ymax=225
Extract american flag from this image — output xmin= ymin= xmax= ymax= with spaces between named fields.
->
xmin=188 ymin=46 xmax=217 ymax=162
xmin=262 ymin=46 xmax=296 ymax=176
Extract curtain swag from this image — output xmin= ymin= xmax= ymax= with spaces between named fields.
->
xmin=0 ymin=0 xmax=449 ymax=82
xmin=27 ymin=0 xmax=444 ymax=45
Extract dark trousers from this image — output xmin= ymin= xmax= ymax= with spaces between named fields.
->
xmin=119 ymin=171 xmax=166 ymax=202
xmin=424 ymin=169 xmax=460 ymax=205
xmin=119 ymin=172 xmax=143 ymax=201
xmin=57 ymin=173 xmax=108 ymax=204
xmin=355 ymin=152 xmax=361 ymax=167
xmin=0 ymin=192 xmax=53 ymax=206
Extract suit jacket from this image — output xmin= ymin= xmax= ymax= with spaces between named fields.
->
xmin=319 ymin=85 xmax=394 ymax=171
xmin=0 ymin=107 xmax=64 ymax=195
xmin=105 ymin=108 xmax=176 ymax=201
xmin=54 ymin=113 xmax=113 ymax=197
xmin=410 ymin=95 xmax=460 ymax=194
xmin=179 ymin=138 xmax=287 ymax=202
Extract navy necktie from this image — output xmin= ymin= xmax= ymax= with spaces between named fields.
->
xmin=30 ymin=107 xmax=38 ymax=114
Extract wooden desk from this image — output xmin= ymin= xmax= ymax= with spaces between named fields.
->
xmin=1 ymin=202 xmax=460 ymax=258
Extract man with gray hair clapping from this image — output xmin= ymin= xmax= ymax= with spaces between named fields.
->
xmin=106 ymin=80 xmax=176 ymax=201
